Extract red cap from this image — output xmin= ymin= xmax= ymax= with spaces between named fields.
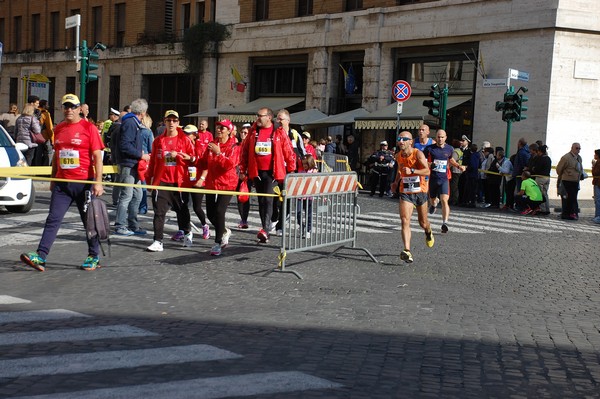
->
xmin=216 ymin=119 xmax=234 ymax=131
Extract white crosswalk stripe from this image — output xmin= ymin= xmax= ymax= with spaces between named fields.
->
xmin=0 ymin=296 xmax=342 ymax=398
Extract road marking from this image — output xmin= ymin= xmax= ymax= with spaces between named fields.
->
xmin=0 ymin=344 xmax=243 ymax=378
xmin=0 ymin=295 xmax=31 ymax=304
xmin=11 ymin=371 xmax=342 ymax=399
xmin=0 ymin=309 xmax=91 ymax=324
xmin=0 ymin=324 xmax=158 ymax=346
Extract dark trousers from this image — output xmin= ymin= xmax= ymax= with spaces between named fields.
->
xmin=254 ymin=170 xmax=277 ymax=231
xmin=206 ymin=193 xmax=233 ymax=244
xmin=182 ymin=191 xmax=207 ymax=227
xmin=151 ymin=183 xmax=191 ymax=242
xmin=369 ymin=171 xmax=389 ymax=196
xmin=237 ymin=179 xmax=252 ymax=222
xmin=516 ymin=195 xmax=543 ymax=210
xmin=561 ymin=180 xmax=580 ymax=217
xmin=505 ymin=178 xmax=516 ymax=208
xmin=464 ymin=175 xmax=478 ymax=205
xmin=37 ymin=182 xmax=99 ymax=259
xmin=486 ymin=175 xmax=502 ymax=207
xmin=296 ymin=199 xmax=313 ymax=232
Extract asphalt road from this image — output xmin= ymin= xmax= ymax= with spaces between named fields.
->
xmin=0 ymin=189 xmax=599 ymax=398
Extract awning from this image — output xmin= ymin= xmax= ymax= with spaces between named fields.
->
xmin=184 ymin=107 xmax=231 ymax=118
xmin=289 ymin=109 xmax=328 ymax=126
xmin=220 ymin=97 xmax=305 ymax=123
xmin=305 ymin=108 xmax=370 ymax=127
xmin=354 ymin=95 xmax=472 ymax=130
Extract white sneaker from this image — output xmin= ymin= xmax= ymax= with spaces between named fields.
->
xmin=183 ymin=231 xmax=193 ymax=247
xmin=210 ymin=243 xmax=222 ymax=256
xmin=276 ymin=229 xmax=283 ymax=236
xmin=221 ymin=228 xmax=231 ymax=248
xmin=304 ymin=232 xmax=311 ymax=239
xmin=147 ymin=240 xmax=163 ymax=252
xmin=269 ymin=221 xmax=277 ymax=233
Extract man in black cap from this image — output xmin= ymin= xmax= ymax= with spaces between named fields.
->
xmin=457 ymin=135 xmax=472 ymax=205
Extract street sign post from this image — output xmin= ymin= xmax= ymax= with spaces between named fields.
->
xmin=65 ymin=15 xmax=81 ymax=63
xmin=392 ymin=80 xmax=411 ymax=137
xmin=509 ymin=68 xmax=530 ymax=82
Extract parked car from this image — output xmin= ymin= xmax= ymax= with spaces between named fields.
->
xmin=0 ymin=124 xmax=35 ymax=213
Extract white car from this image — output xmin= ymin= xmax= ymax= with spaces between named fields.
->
xmin=0 ymin=124 xmax=35 ymax=213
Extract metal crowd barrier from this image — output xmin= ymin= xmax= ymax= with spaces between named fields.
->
xmin=272 ymin=171 xmax=378 ymax=279
xmin=319 ymin=153 xmax=350 ymax=173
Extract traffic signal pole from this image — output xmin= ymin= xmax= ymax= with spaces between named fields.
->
xmin=79 ymin=40 xmax=88 ymax=104
xmin=440 ymin=84 xmax=448 ymax=130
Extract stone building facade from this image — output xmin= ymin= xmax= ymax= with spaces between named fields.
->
xmin=1 ymin=0 xmax=599 ymax=193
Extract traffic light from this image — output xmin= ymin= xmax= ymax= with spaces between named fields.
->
xmin=423 ymin=85 xmax=441 ymax=117
xmin=86 ymin=49 xmax=100 ymax=82
xmin=79 ymin=43 xmax=89 ymax=86
xmin=514 ymin=93 xmax=528 ymax=121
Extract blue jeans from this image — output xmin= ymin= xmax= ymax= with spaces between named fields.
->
xmin=115 ymin=166 xmax=142 ymax=229
xmin=595 ymin=185 xmax=600 ymax=218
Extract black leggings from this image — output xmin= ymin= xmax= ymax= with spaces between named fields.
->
xmin=254 ymin=170 xmax=277 ymax=231
xmin=151 ymin=184 xmax=191 ymax=242
xmin=182 ymin=191 xmax=207 ymax=226
xmin=206 ymin=193 xmax=233 ymax=244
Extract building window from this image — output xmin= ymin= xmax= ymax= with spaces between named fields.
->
xmin=10 ymin=78 xmax=19 ymax=104
xmin=109 ymin=76 xmax=121 ymax=111
xmin=66 ymin=76 xmax=76 ymax=95
xmin=70 ymin=10 xmax=80 ymax=49
xmin=32 ymin=14 xmax=41 ymax=51
xmin=0 ymin=18 xmax=5 ymax=47
xmin=256 ymin=0 xmax=269 ymax=21
xmin=254 ymin=63 xmax=307 ymax=97
xmin=92 ymin=7 xmax=103 ymax=45
xmin=144 ymin=74 xmax=200 ymax=125
xmin=345 ymin=0 xmax=363 ymax=11
xmin=181 ymin=3 xmax=191 ymax=35
xmin=298 ymin=0 xmax=313 ymax=16
xmin=50 ymin=12 xmax=60 ymax=50
xmin=14 ymin=16 xmax=22 ymax=52
xmin=196 ymin=1 xmax=206 ymax=23
xmin=115 ymin=3 xmax=126 ymax=47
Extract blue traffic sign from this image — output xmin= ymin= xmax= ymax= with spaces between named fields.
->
xmin=392 ymin=80 xmax=412 ymax=103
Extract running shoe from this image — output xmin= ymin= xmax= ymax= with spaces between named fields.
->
xmin=183 ymin=231 xmax=194 ymax=247
xmin=202 ymin=224 xmax=211 ymax=239
xmin=81 ymin=255 xmax=100 ymax=271
xmin=400 ymin=249 xmax=413 ymax=263
xmin=592 ymin=216 xmax=600 ymax=224
xmin=147 ymin=240 xmax=164 ymax=252
xmin=425 ymin=230 xmax=435 ymax=248
xmin=131 ymin=227 xmax=147 ymax=235
xmin=221 ymin=228 xmax=232 ymax=248
xmin=531 ymin=207 xmax=540 ymax=216
xmin=570 ymin=213 xmax=579 ymax=220
xmin=276 ymin=229 xmax=283 ymax=237
xmin=441 ymin=223 xmax=449 ymax=234
xmin=210 ymin=243 xmax=222 ymax=256
xmin=269 ymin=221 xmax=278 ymax=233
xmin=257 ymin=229 xmax=269 ymax=243
xmin=237 ymin=220 xmax=249 ymax=229
xmin=520 ymin=207 xmax=533 ymax=215
xmin=20 ymin=252 xmax=46 ymax=272
xmin=428 ymin=205 xmax=436 ymax=215
xmin=115 ymin=226 xmax=134 ymax=236
xmin=171 ymin=230 xmax=185 ymax=241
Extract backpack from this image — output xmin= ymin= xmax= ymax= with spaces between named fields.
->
xmin=85 ymin=191 xmax=111 ymax=257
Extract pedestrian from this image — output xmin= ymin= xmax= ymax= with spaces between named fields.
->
xmin=239 ymin=107 xmax=296 ymax=243
xmin=296 ymin=154 xmax=317 ymax=239
xmin=556 ymin=142 xmax=585 ymax=220
xmin=145 ymin=110 xmax=196 ymax=252
xmin=15 ymin=103 xmax=41 ymax=165
xmin=200 ymin=119 xmax=240 ymax=256
xmin=34 ymin=100 xmax=54 ymax=166
xmin=423 ymin=129 xmax=463 ymax=233
xmin=512 ymin=138 xmax=531 ymax=201
xmin=0 ymin=103 xmax=20 ymax=140
xmin=413 ymin=124 xmax=435 ymax=151
xmin=20 ymin=94 xmax=105 ymax=272
xmin=532 ymin=145 xmax=552 ymax=215
xmin=390 ymin=132 xmax=434 ymax=264
xmin=516 ymin=171 xmax=544 ymax=215
xmin=592 ymin=149 xmax=600 ymax=224
xmin=366 ymin=141 xmax=394 ymax=197
xmin=236 ymin=123 xmax=253 ymax=229
xmin=114 ymin=98 xmax=150 ymax=236
xmin=457 ymin=135 xmax=471 ymax=205
xmin=138 ymin=113 xmax=154 ymax=215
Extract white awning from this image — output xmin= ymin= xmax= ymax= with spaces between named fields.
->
xmin=289 ymin=109 xmax=328 ymax=126
xmin=354 ymin=95 xmax=472 ymax=130
xmin=305 ymin=108 xmax=370 ymax=127
xmin=220 ymin=97 xmax=305 ymax=123
xmin=184 ymin=107 xmax=231 ymax=118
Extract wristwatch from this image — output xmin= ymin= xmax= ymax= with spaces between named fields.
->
xmin=410 ymin=168 xmax=415 ymax=174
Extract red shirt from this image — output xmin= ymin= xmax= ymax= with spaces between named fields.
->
xmin=53 ymin=119 xmax=104 ymax=180
xmin=255 ymin=125 xmax=275 ymax=171
xmin=147 ymin=128 xmax=195 ymax=187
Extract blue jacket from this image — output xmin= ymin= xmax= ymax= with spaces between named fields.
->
xmin=118 ymin=113 xmax=143 ymax=168
xmin=512 ymin=145 xmax=531 ymax=177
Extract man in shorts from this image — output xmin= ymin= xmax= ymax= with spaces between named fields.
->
xmin=391 ymin=131 xmax=434 ymax=264
xmin=423 ymin=129 xmax=464 ymax=233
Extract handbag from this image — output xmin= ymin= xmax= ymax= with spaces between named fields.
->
xmin=29 ymin=117 xmax=46 ymax=144
xmin=237 ymin=178 xmax=249 ymax=203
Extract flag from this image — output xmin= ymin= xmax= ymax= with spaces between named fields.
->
xmin=340 ymin=64 xmax=356 ymax=94
xmin=231 ymin=65 xmax=246 ymax=93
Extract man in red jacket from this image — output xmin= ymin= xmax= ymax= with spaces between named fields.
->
xmin=145 ymin=110 xmax=195 ymax=252
xmin=239 ymin=107 xmax=296 ymax=243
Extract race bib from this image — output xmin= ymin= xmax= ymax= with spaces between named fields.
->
xmin=163 ymin=150 xmax=177 ymax=167
xmin=432 ymin=159 xmax=448 ymax=173
xmin=255 ymin=141 xmax=272 ymax=156
xmin=188 ymin=166 xmax=197 ymax=181
xmin=402 ymin=176 xmax=421 ymax=193
xmin=59 ymin=149 xmax=80 ymax=169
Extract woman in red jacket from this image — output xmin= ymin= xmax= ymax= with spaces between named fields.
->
xmin=200 ymin=120 xmax=240 ymax=256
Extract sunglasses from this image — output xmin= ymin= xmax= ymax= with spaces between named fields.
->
xmin=397 ymin=137 xmax=412 ymax=142
xmin=63 ymin=104 xmax=79 ymax=110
